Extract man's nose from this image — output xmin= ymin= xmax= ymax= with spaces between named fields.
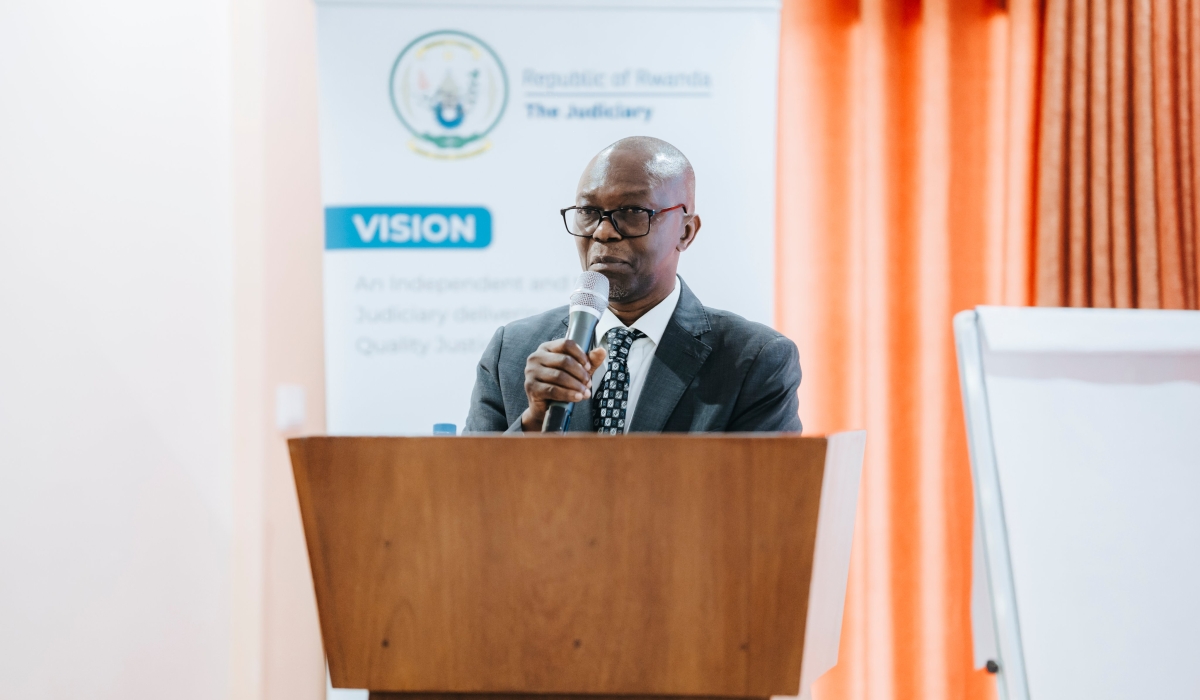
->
xmin=593 ymin=218 xmax=623 ymax=242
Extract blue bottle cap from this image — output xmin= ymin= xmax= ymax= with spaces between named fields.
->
xmin=432 ymin=423 xmax=457 ymax=436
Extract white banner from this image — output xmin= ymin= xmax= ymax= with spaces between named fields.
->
xmin=317 ymin=0 xmax=781 ymax=436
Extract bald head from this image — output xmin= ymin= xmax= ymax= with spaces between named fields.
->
xmin=582 ymin=136 xmax=696 ymax=211
xmin=571 ymin=136 xmax=702 ymax=313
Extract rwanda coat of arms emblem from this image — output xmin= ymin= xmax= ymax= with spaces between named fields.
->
xmin=389 ymin=30 xmax=509 ymax=159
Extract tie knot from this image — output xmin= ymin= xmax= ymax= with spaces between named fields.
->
xmin=605 ymin=327 xmax=646 ymax=355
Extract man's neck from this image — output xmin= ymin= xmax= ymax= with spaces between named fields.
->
xmin=609 ymin=277 xmax=676 ymax=326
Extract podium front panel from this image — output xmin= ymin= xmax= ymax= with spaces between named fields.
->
xmin=290 ymin=435 xmax=830 ymax=697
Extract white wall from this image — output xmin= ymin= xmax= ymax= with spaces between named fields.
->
xmin=0 ymin=1 xmax=235 ymax=697
xmin=234 ymin=0 xmax=328 ymax=696
xmin=0 ymin=1 xmax=328 ymax=697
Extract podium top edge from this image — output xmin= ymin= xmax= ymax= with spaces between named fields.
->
xmin=289 ymin=432 xmax=862 ymax=443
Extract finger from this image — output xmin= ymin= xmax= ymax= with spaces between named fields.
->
xmin=529 ymin=366 xmax=589 ymax=395
xmin=588 ymin=346 xmax=607 ymax=367
xmin=530 ymin=380 xmax=587 ymax=403
xmin=539 ymin=352 xmax=590 ymax=384
xmin=552 ymin=339 xmax=591 ymax=371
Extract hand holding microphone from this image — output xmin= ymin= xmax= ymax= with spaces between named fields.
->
xmin=519 ymin=272 xmax=610 ymax=433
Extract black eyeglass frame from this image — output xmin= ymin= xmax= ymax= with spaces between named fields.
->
xmin=560 ymin=203 xmax=689 ymax=239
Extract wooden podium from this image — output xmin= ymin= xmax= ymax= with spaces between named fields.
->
xmin=290 ymin=433 xmax=865 ymax=700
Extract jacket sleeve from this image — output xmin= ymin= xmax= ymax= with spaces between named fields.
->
xmin=464 ymin=326 xmax=516 ymax=433
xmin=726 ymin=335 xmax=803 ymax=433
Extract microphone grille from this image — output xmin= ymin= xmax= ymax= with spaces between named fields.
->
xmin=568 ymin=271 xmax=610 ymax=314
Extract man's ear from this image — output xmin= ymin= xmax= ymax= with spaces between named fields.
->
xmin=677 ymin=214 xmax=701 ymax=252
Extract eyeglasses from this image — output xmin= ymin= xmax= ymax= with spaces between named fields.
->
xmin=560 ymin=204 xmax=688 ymax=239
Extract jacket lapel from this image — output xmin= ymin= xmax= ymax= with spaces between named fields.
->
xmin=629 ymin=279 xmax=712 ymax=432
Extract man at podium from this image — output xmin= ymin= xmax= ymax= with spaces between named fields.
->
xmin=466 ymin=136 xmax=802 ymax=434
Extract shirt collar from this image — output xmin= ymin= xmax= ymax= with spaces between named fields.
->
xmin=595 ymin=276 xmax=681 ymax=347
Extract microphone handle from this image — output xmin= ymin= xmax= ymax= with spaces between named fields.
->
xmin=541 ymin=308 xmax=602 ymax=433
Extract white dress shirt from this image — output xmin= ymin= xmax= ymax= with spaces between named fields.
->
xmin=590 ymin=276 xmax=682 ymax=433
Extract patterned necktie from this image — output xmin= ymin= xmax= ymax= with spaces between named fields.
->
xmin=593 ymin=327 xmax=646 ymax=434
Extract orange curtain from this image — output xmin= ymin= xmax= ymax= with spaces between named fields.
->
xmin=1035 ymin=0 xmax=1200 ymax=308
xmin=775 ymin=1 xmax=1039 ymax=699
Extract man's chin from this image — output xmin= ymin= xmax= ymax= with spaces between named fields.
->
xmin=588 ymin=266 xmax=629 ymax=295
xmin=585 ymin=270 xmax=624 ymax=300
xmin=608 ymin=279 xmax=640 ymax=302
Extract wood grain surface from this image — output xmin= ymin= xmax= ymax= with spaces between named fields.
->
xmin=290 ymin=435 xmax=828 ymax=697
xmin=367 ymin=694 xmax=769 ymax=700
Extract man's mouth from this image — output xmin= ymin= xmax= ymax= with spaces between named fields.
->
xmin=590 ymin=255 xmax=631 ymax=269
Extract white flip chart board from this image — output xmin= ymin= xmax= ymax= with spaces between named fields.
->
xmin=954 ymin=306 xmax=1200 ymax=700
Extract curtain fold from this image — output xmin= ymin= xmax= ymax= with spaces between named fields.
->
xmin=775 ymin=1 xmax=1039 ymax=698
xmin=1035 ymin=0 xmax=1200 ymax=307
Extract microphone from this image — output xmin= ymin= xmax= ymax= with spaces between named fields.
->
xmin=542 ymin=271 xmax=610 ymax=433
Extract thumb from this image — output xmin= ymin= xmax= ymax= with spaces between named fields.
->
xmin=588 ymin=346 xmax=607 ymax=367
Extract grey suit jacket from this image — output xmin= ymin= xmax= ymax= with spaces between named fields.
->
xmin=464 ymin=279 xmax=802 ymax=433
